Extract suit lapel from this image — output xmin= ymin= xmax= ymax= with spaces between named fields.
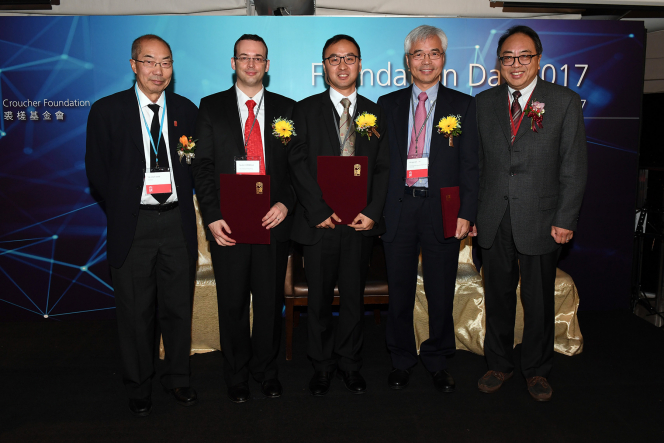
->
xmin=428 ymin=84 xmax=453 ymax=165
xmin=165 ymin=91 xmax=180 ymax=166
xmin=263 ymin=91 xmax=276 ymax=173
xmin=126 ymin=88 xmax=145 ymax=156
xmin=222 ymin=87 xmax=248 ymax=159
xmin=321 ymin=92 xmax=342 ymax=156
xmin=394 ymin=86 xmax=411 ymax=171
xmin=491 ymin=84 xmax=512 ymax=145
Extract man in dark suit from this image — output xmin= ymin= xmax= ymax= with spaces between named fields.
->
xmin=192 ymin=34 xmax=295 ymax=403
xmin=85 ymin=35 xmax=199 ymax=416
xmin=288 ymin=35 xmax=389 ymax=396
xmin=377 ymin=25 xmax=479 ymax=393
xmin=475 ymin=25 xmax=587 ymax=401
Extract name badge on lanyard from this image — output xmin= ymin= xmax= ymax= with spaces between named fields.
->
xmin=235 ymin=93 xmax=264 ymax=175
xmin=406 ymin=157 xmax=429 ymax=179
xmin=136 ymin=85 xmax=172 ymax=193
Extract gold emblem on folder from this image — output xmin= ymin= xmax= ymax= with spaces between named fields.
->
xmin=256 ymin=182 xmax=263 ymax=194
xmin=354 ymin=164 xmax=361 ymax=176
xmin=446 ymin=194 xmax=451 ymax=201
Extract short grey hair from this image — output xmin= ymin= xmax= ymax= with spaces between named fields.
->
xmin=404 ymin=25 xmax=448 ymax=54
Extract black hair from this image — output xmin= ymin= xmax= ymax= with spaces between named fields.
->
xmin=131 ymin=34 xmax=172 ymax=60
xmin=322 ymin=34 xmax=361 ymax=61
xmin=496 ymin=25 xmax=543 ymax=57
xmin=234 ymin=34 xmax=268 ymax=59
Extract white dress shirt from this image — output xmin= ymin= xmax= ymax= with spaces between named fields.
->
xmin=236 ymin=84 xmax=266 ymax=160
xmin=406 ymin=82 xmax=439 ymax=188
xmin=508 ymin=76 xmax=538 ymax=112
xmin=136 ymin=86 xmax=177 ymax=205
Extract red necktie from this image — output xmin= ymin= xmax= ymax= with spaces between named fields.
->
xmin=406 ymin=92 xmax=428 ymax=187
xmin=245 ymin=99 xmax=265 ymax=175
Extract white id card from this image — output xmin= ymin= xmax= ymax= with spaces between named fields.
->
xmin=406 ymin=157 xmax=428 ymax=179
xmin=235 ymin=159 xmax=260 ymax=175
xmin=144 ymin=171 xmax=172 ymax=194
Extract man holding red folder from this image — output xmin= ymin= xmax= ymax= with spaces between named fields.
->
xmin=475 ymin=26 xmax=587 ymax=401
xmin=288 ymin=35 xmax=389 ymax=396
xmin=192 ymin=35 xmax=295 ymax=403
xmin=377 ymin=25 xmax=479 ymax=392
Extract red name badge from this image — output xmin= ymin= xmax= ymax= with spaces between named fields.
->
xmin=406 ymin=157 xmax=428 ymax=179
xmin=145 ymin=171 xmax=172 ymax=194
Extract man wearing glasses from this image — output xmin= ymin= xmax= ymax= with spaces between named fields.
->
xmin=377 ymin=25 xmax=479 ymax=393
xmin=192 ymin=34 xmax=295 ymax=403
xmin=475 ymin=25 xmax=587 ymax=401
xmin=86 ymin=35 xmax=199 ymax=416
xmin=288 ymin=35 xmax=389 ymax=396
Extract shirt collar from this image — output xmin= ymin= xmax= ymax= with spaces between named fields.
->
xmin=329 ymin=87 xmax=357 ymax=107
xmin=135 ymin=85 xmax=164 ymax=109
xmin=508 ymin=76 xmax=537 ymax=101
xmin=236 ymin=84 xmax=265 ymax=107
xmin=412 ymin=82 xmax=439 ymax=102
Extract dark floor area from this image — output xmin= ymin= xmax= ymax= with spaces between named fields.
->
xmin=1 ymin=310 xmax=663 ymax=442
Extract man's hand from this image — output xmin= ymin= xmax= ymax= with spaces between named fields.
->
xmin=351 ymin=213 xmax=375 ymax=231
xmin=208 ymin=219 xmax=236 ymax=246
xmin=468 ymin=224 xmax=478 ymax=237
xmin=316 ymin=213 xmax=341 ymax=229
xmin=455 ymin=218 xmax=471 ymax=239
xmin=551 ymin=226 xmax=574 ymax=244
xmin=262 ymin=202 xmax=288 ymax=230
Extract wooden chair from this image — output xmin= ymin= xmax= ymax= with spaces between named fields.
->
xmin=283 ymin=238 xmax=389 ymax=360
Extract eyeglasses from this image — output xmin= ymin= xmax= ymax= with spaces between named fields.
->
xmin=133 ymin=59 xmax=173 ymax=69
xmin=408 ymin=51 xmax=443 ymax=61
xmin=323 ymin=55 xmax=358 ymax=66
xmin=234 ymin=56 xmax=267 ymax=64
xmin=499 ymin=54 xmax=539 ymax=66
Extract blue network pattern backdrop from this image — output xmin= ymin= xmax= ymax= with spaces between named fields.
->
xmin=0 ymin=17 xmax=645 ymax=320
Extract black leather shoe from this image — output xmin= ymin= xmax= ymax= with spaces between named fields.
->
xmin=129 ymin=397 xmax=152 ymax=417
xmin=388 ymin=368 xmax=411 ymax=390
xmin=166 ymin=387 xmax=198 ymax=406
xmin=260 ymin=379 xmax=283 ymax=398
xmin=228 ymin=382 xmax=251 ymax=403
xmin=432 ymin=370 xmax=455 ymax=393
xmin=309 ymin=371 xmax=333 ymax=396
xmin=337 ymin=370 xmax=366 ymax=394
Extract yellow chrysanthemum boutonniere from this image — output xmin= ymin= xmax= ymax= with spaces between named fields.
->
xmin=354 ymin=112 xmax=381 ymax=140
xmin=436 ymin=114 xmax=462 ymax=147
xmin=272 ymin=117 xmax=296 ymax=145
xmin=177 ymin=135 xmax=197 ymax=164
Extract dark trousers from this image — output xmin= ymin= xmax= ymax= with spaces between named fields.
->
xmin=303 ymin=225 xmax=374 ymax=372
xmin=482 ymin=206 xmax=560 ymax=379
xmin=110 ymin=206 xmax=195 ymax=399
xmin=210 ymin=238 xmax=289 ymax=387
xmin=383 ymin=195 xmax=459 ymax=372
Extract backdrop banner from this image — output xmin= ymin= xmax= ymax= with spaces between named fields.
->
xmin=0 ymin=16 xmax=645 ymax=320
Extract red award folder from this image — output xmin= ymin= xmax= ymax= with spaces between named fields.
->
xmin=317 ymin=156 xmax=368 ymax=225
xmin=219 ymin=174 xmax=270 ymax=244
xmin=440 ymin=186 xmax=460 ymax=239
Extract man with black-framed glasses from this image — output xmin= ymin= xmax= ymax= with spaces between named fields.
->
xmin=475 ymin=25 xmax=587 ymax=402
xmin=288 ymin=34 xmax=389 ymax=396
xmin=192 ymin=34 xmax=296 ymax=403
xmin=86 ymin=34 xmax=199 ymax=416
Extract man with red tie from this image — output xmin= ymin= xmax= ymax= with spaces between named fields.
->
xmin=192 ymin=35 xmax=295 ymax=403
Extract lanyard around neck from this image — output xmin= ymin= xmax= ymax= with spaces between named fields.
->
xmin=237 ymin=92 xmax=264 ymax=151
xmin=135 ymin=84 xmax=166 ymax=165
xmin=410 ymin=91 xmax=437 ymax=155
xmin=332 ymin=98 xmax=358 ymax=153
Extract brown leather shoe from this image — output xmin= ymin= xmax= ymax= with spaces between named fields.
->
xmin=478 ymin=370 xmax=513 ymax=393
xmin=526 ymin=376 xmax=553 ymax=401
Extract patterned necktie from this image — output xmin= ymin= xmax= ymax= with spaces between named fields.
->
xmin=245 ymin=99 xmax=265 ymax=174
xmin=510 ymin=91 xmax=522 ymax=144
xmin=147 ymin=103 xmax=171 ymax=203
xmin=406 ymin=92 xmax=428 ymax=187
xmin=339 ymin=97 xmax=355 ymax=156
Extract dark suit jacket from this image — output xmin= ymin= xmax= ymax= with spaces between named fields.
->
xmin=288 ymin=91 xmax=390 ymax=246
xmin=378 ymin=84 xmax=479 ymax=243
xmin=475 ymin=79 xmax=588 ymax=255
xmin=85 ymin=87 xmax=199 ymax=269
xmin=192 ymin=87 xmax=296 ymax=243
